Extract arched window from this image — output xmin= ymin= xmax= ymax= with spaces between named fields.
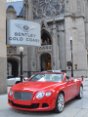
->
xmin=41 ymin=29 xmax=52 ymax=45
xmin=7 ymin=58 xmax=19 ymax=77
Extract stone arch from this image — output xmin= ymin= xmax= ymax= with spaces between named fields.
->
xmin=41 ymin=14 xmax=52 ymax=45
xmin=41 ymin=28 xmax=52 ymax=45
xmin=6 ymin=5 xmax=16 ymax=14
xmin=7 ymin=57 xmax=19 ymax=77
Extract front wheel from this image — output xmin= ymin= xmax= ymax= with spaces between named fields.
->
xmin=55 ymin=93 xmax=65 ymax=113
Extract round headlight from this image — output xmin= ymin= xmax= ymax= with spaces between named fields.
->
xmin=45 ymin=91 xmax=52 ymax=97
xmin=36 ymin=91 xmax=45 ymax=99
xmin=9 ymin=89 xmax=13 ymax=96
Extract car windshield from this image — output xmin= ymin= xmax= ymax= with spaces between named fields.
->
xmin=29 ymin=73 xmax=63 ymax=82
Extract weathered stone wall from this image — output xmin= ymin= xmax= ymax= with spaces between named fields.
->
xmin=65 ymin=0 xmax=87 ymax=76
xmin=0 ymin=0 xmax=7 ymax=94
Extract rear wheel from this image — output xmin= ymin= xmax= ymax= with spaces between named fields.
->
xmin=78 ymin=86 xmax=83 ymax=99
xmin=55 ymin=93 xmax=65 ymax=113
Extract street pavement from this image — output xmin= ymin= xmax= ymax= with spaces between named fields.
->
xmin=0 ymin=79 xmax=88 ymax=117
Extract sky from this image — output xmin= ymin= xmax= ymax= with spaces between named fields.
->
xmin=7 ymin=0 xmax=23 ymax=2
xmin=6 ymin=0 xmax=23 ymax=16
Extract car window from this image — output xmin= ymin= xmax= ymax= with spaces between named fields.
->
xmin=29 ymin=73 xmax=63 ymax=82
xmin=51 ymin=75 xmax=62 ymax=82
xmin=29 ymin=74 xmax=45 ymax=81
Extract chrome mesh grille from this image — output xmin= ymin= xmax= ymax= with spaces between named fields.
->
xmin=14 ymin=92 xmax=32 ymax=100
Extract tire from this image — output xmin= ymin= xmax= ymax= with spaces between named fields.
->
xmin=55 ymin=93 xmax=65 ymax=113
xmin=78 ymin=86 xmax=83 ymax=99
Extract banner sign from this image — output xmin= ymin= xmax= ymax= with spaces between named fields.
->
xmin=7 ymin=19 xmax=41 ymax=46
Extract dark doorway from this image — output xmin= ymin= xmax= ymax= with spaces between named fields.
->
xmin=7 ymin=58 xmax=19 ymax=77
xmin=40 ymin=53 xmax=51 ymax=71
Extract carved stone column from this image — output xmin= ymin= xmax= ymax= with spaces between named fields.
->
xmin=52 ymin=21 xmax=60 ymax=70
xmin=24 ymin=0 xmax=36 ymax=73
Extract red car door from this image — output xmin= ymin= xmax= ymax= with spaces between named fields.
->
xmin=65 ymin=77 xmax=77 ymax=101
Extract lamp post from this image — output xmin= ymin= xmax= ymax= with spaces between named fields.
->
xmin=18 ymin=47 xmax=24 ymax=82
xmin=70 ymin=37 xmax=74 ymax=77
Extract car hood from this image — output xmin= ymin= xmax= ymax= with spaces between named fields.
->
xmin=12 ymin=81 xmax=62 ymax=92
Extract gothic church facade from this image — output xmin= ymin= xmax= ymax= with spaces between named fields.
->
xmin=7 ymin=0 xmax=88 ymax=77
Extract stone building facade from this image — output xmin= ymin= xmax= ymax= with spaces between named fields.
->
xmin=6 ymin=0 xmax=88 ymax=78
xmin=0 ymin=0 xmax=7 ymax=94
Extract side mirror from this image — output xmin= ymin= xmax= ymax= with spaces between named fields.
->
xmin=23 ymin=77 xmax=29 ymax=82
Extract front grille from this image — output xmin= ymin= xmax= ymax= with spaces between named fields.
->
xmin=14 ymin=92 xmax=32 ymax=100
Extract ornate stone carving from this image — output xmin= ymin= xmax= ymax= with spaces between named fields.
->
xmin=32 ymin=0 xmax=65 ymax=19
xmin=77 ymin=0 xmax=85 ymax=16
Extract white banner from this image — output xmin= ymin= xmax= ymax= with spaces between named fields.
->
xmin=7 ymin=19 xmax=41 ymax=46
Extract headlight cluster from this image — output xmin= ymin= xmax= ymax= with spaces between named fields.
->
xmin=36 ymin=91 xmax=52 ymax=99
xmin=45 ymin=91 xmax=52 ymax=97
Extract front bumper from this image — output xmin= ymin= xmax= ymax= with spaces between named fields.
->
xmin=8 ymin=94 xmax=56 ymax=111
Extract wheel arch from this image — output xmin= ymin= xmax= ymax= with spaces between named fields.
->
xmin=59 ymin=90 xmax=65 ymax=96
xmin=56 ymin=90 xmax=65 ymax=100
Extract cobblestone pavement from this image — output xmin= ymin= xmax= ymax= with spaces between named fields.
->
xmin=0 ymin=79 xmax=88 ymax=117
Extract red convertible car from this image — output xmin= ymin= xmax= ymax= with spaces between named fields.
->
xmin=8 ymin=71 xmax=83 ymax=113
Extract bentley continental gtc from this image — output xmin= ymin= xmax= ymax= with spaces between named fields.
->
xmin=8 ymin=71 xmax=83 ymax=113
